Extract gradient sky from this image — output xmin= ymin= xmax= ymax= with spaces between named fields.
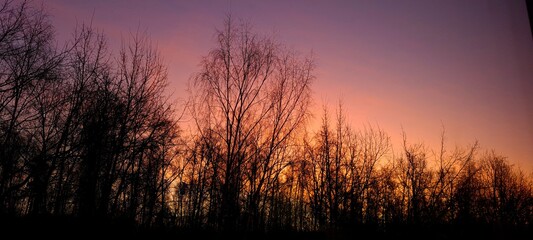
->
xmin=41 ymin=0 xmax=533 ymax=169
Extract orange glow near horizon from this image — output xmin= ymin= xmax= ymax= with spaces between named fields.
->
xmin=44 ymin=0 xmax=533 ymax=169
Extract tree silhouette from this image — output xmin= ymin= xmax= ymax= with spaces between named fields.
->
xmin=0 ymin=1 xmax=532 ymax=238
xmin=187 ymin=16 xmax=313 ymax=232
xmin=0 ymin=0 xmax=65 ymax=215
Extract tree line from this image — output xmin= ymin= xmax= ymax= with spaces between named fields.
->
xmin=1 ymin=1 xmax=532 ymax=236
xmin=1 ymin=0 xmax=178 ymax=226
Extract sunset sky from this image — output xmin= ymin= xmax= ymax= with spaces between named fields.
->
xmin=42 ymin=0 xmax=533 ymax=169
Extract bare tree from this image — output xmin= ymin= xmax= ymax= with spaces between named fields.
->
xmin=188 ymin=17 xmax=313 ymax=231
xmin=305 ymin=102 xmax=391 ymax=230
xmin=426 ymin=131 xmax=479 ymax=223
xmin=0 ymin=0 xmax=64 ymax=215
xmin=394 ymin=132 xmax=431 ymax=225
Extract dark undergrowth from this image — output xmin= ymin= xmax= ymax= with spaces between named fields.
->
xmin=1 ymin=215 xmax=531 ymax=240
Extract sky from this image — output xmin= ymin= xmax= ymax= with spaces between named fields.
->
xmin=40 ymin=0 xmax=533 ymax=169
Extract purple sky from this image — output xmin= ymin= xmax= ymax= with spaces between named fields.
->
xmin=42 ymin=0 xmax=533 ymax=168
